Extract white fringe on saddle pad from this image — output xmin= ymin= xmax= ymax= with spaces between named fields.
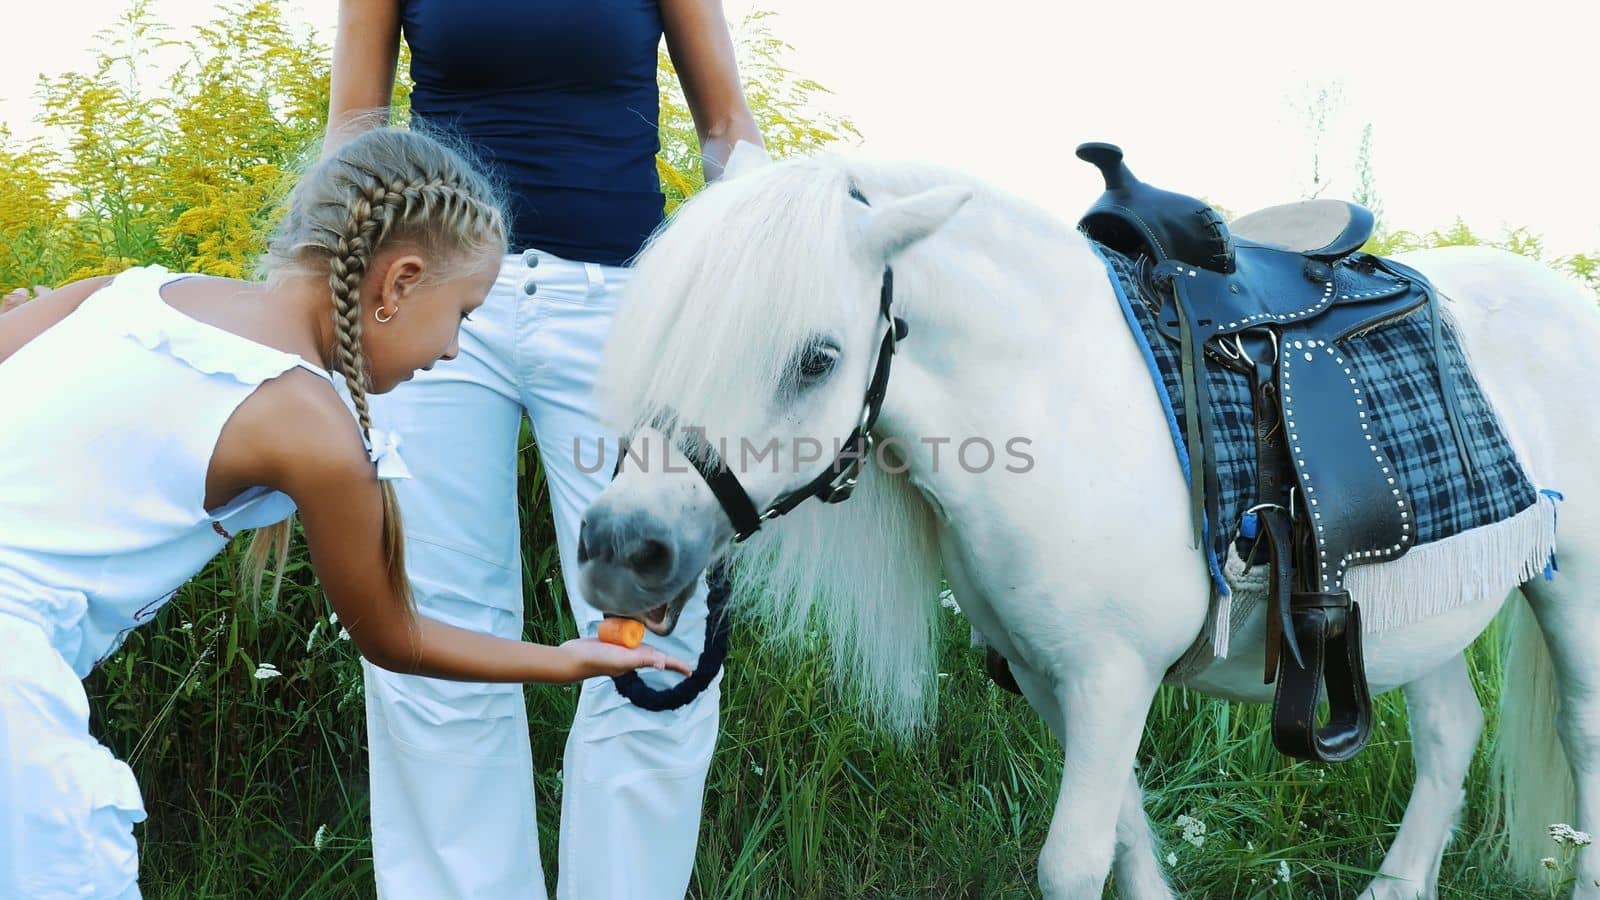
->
xmin=1347 ymin=492 xmax=1560 ymax=632
xmin=1167 ymin=491 xmax=1559 ymax=681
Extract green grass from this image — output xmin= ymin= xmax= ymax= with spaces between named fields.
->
xmin=88 ymin=436 xmax=1556 ymax=899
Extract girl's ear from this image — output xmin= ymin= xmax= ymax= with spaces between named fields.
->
xmin=378 ymin=254 xmax=427 ymax=309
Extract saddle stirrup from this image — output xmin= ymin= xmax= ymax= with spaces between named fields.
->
xmin=1271 ymin=591 xmax=1373 ymax=762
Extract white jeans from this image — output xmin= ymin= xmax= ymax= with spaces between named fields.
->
xmin=0 ymin=615 xmax=144 ymax=900
xmin=365 ymin=250 xmax=720 ymax=900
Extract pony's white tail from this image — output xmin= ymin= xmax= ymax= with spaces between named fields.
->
xmin=1492 ymin=591 xmax=1574 ymax=881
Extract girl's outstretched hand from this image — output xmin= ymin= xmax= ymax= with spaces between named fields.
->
xmin=560 ymin=638 xmax=693 ymax=679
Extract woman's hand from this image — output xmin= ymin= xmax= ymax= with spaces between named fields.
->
xmin=561 ymin=638 xmax=694 ymax=679
xmin=325 ymin=0 xmax=402 ymax=152
xmin=661 ymin=0 xmax=764 ymax=182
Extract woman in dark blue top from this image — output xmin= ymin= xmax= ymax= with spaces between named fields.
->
xmin=326 ymin=4 xmax=762 ymax=897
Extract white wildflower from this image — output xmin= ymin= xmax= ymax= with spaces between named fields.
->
xmin=253 ymin=662 xmax=282 ymax=680
xmin=1551 ymin=823 xmax=1594 ymax=847
xmin=305 ymin=621 xmax=323 ymax=653
xmin=1176 ymin=813 xmax=1207 ymax=848
xmin=338 ymin=628 xmax=351 ymax=641
xmin=1542 ymin=856 xmax=1560 ymax=870
xmin=180 ymin=621 xmax=194 ymax=632
xmin=329 ymin=611 xmax=339 ymax=625
xmin=1165 ymin=852 xmax=1177 ymax=867
xmin=938 ymin=588 xmax=961 ymax=613
xmin=752 ymin=762 xmax=764 ymax=777
xmin=313 ymin=824 xmax=329 ymax=851
xmin=1274 ymin=860 xmax=1291 ymax=884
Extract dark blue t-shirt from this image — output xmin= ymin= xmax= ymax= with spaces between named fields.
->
xmin=402 ymin=0 xmax=666 ymax=266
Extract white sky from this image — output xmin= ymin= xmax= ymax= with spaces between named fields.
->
xmin=7 ymin=1 xmax=1599 ymax=256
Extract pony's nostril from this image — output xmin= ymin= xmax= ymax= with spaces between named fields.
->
xmin=624 ymin=538 xmax=673 ymax=580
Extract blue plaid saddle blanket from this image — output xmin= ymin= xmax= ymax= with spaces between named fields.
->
xmin=1093 ymin=243 xmax=1555 ymax=614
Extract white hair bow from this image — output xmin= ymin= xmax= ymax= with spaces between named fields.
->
xmin=367 ymin=427 xmax=412 ymax=481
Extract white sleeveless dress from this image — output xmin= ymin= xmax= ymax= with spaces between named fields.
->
xmin=0 ymin=266 xmax=402 ymax=898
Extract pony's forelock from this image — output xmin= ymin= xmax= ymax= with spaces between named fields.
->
xmin=600 ymin=157 xmax=860 ymax=436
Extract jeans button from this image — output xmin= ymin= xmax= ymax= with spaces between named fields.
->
xmin=522 ymin=249 xmax=540 ymax=268
xmin=523 ymin=280 xmax=538 ymax=296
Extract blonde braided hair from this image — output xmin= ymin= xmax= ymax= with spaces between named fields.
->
xmin=246 ymin=127 xmax=507 ymax=617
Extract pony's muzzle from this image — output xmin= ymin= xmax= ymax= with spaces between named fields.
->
xmin=577 ymin=512 xmax=678 ymax=588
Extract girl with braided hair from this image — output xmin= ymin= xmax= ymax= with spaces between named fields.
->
xmin=0 ymin=126 xmax=689 ymax=899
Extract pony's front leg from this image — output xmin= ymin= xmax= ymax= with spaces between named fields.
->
xmin=1114 ymin=768 xmax=1178 ymax=900
xmin=1036 ymin=645 xmax=1163 ymax=899
xmin=1007 ymin=655 xmax=1174 ymax=899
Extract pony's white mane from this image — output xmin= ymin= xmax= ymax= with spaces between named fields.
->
xmin=600 ymin=154 xmax=1066 ymax=735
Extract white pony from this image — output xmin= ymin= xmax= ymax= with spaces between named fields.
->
xmin=575 ymin=147 xmax=1600 ymax=899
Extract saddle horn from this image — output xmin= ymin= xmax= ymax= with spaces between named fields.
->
xmin=1076 ymin=142 xmax=1134 ymax=191
xmin=1076 ymin=142 xmax=1236 ymax=275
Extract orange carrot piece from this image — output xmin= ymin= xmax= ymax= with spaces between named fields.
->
xmin=598 ymin=617 xmax=646 ymax=649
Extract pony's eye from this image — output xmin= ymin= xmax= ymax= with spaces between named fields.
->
xmin=797 ymin=342 xmax=839 ymax=382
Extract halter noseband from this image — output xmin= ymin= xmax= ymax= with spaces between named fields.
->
xmin=614 ymin=184 xmax=907 ymax=543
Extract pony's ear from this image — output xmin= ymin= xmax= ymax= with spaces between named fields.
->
xmin=860 ymin=186 xmax=972 ymax=261
xmin=722 ymin=140 xmax=772 ymax=179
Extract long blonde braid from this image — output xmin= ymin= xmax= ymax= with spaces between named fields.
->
xmin=245 ymin=127 xmax=507 ymax=618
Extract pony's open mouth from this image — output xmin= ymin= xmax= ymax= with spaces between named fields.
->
xmin=642 ymin=602 xmax=670 ymax=631
xmin=629 ymin=577 xmax=697 ymax=635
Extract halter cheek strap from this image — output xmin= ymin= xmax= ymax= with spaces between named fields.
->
xmin=734 ymin=267 xmax=903 ymax=538
xmin=620 ymin=264 xmax=903 ymax=543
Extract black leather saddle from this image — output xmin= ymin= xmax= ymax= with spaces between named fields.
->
xmin=1068 ymin=142 xmax=1475 ymax=763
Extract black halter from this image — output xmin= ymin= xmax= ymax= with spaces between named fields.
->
xmin=728 ymin=266 xmax=903 ymax=542
xmin=615 ymin=185 xmax=907 ymax=543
